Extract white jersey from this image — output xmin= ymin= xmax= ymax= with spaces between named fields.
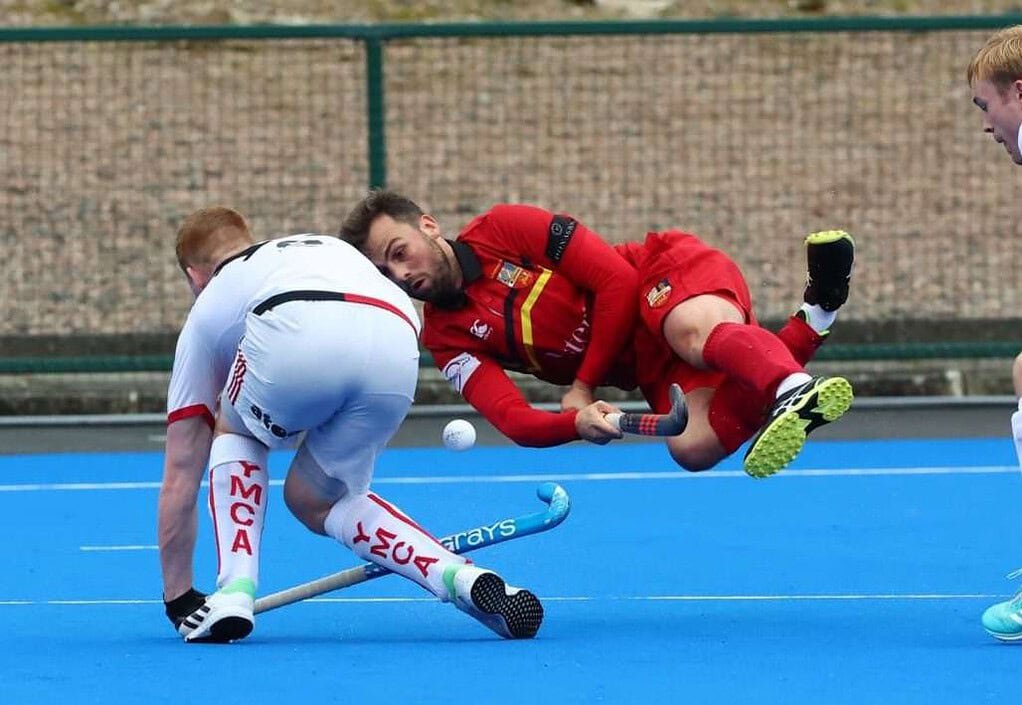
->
xmin=167 ymin=234 xmax=420 ymax=425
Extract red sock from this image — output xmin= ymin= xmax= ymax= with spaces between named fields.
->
xmin=776 ymin=315 xmax=826 ymax=366
xmin=708 ymin=379 xmax=767 ymax=454
xmin=704 ymin=318 xmax=825 ymax=454
xmin=702 ymin=322 xmax=805 ymax=397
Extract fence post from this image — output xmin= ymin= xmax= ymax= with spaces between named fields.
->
xmin=365 ymin=36 xmax=386 ymax=189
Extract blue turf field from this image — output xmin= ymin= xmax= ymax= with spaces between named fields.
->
xmin=1 ymin=437 xmax=1020 ymax=704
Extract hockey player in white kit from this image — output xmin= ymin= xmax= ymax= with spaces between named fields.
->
xmin=157 ymin=206 xmax=543 ymax=643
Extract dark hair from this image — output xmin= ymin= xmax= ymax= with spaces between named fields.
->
xmin=338 ymin=189 xmax=424 ymax=252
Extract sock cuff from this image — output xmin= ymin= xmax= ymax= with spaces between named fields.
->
xmin=209 ymin=432 xmax=268 ymax=469
xmin=701 ymin=321 xmax=742 ymax=366
xmin=324 ymin=492 xmax=360 ymax=542
xmin=798 ymin=303 xmax=837 ymax=335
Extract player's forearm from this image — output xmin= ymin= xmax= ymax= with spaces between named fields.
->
xmin=493 ymin=409 xmax=579 ymax=447
xmin=470 ymin=387 xmax=579 ymax=446
xmin=158 ymin=416 xmax=212 ymax=600
xmin=158 ymin=484 xmax=199 ymax=600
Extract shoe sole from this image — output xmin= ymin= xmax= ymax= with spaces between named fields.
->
xmin=984 ymin=627 xmax=1022 ymax=642
xmin=744 ymin=377 xmax=854 ymax=479
xmin=470 ymin=572 xmax=544 ymax=639
xmin=185 ymin=608 xmax=254 ymax=644
xmin=805 ymin=229 xmax=854 ymax=246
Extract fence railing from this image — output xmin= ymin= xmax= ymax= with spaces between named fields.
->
xmin=3 ymin=15 xmax=1022 ymax=376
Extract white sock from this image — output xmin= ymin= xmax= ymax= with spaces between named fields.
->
xmin=799 ymin=303 xmax=837 ymax=334
xmin=324 ymin=491 xmax=468 ymax=599
xmin=208 ymin=433 xmax=269 ymax=591
xmin=776 ymin=372 xmax=813 ymax=398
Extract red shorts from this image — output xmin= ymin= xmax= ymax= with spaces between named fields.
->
xmin=617 ymin=231 xmax=756 ymax=412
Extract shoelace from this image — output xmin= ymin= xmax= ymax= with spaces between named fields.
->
xmin=1006 ymin=568 xmax=1022 ymax=608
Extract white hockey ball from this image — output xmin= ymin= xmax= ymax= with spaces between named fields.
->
xmin=442 ymin=418 xmax=476 ymax=451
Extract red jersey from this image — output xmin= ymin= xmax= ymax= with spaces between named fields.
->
xmin=422 ymin=204 xmax=639 ymax=447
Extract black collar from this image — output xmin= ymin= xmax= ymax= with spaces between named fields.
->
xmin=430 ymin=239 xmax=481 ymax=310
xmin=449 ymin=238 xmax=482 ymax=284
xmin=212 ymin=241 xmax=267 ymax=277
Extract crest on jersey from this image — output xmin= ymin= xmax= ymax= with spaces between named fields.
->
xmin=470 ymin=319 xmax=491 ymax=340
xmin=646 ymin=278 xmax=673 ymax=308
xmin=493 ymin=261 xmax=534 ymax=289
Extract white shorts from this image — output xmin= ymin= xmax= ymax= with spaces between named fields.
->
xmin=220 ymin=294 xmax=419 ymax=493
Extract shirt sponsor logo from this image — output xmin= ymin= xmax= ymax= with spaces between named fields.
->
xmin=646 ymin=278 xmax=673 ymax=308
xmin=351 ymin=521 xmax=439 ymax=578
xmin=250 ymin=403 xmax=289 ymax=438
xmin=470 ymin=319 xmax=491 ymax=340
xmin=493 ymin=261 xmax=534 ymax=289
xmin=225 ymin=461 xmax=264 ymax=556
xmin=545 ymin=215 xmax=577 ymax=262
xmin=442 ymin=352 xmax=482 ymax=394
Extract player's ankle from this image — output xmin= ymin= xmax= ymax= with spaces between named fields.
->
xmin=797 ymin=303 xmax=837 ymax=334
xmin=775 ymin=372 xmax=813 ymax=399
xmin=219 ymin=577 xmax=256 ymax=597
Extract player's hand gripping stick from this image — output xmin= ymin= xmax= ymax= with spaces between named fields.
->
xmin=605 ymin=383 xmax=688 ymax=437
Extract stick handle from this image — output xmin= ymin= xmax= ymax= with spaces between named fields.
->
xmin=606 ymin=384 xmax=688 ymax=437
xmin=254 ymin=482 xmax=570 ymax=614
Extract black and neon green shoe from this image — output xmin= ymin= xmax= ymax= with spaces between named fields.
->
xmin=743 ymin=376 xmax=854 ymax=478
xmin=804 ymin=230 xmax=855 ymax=312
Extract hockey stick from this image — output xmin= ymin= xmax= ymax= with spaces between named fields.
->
xmin=606 ymin=383 xmax=688 ymax=437
xmin=254 ymin=482 xmax=571 ymax=614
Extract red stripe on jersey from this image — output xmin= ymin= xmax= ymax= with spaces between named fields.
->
xmin=167 ymin=404 xmax=215 ymax=430
xmin=227 ymin=352 xmax=247 ymax=404
xmin=344 ymin=293 xmax=418 ymax=336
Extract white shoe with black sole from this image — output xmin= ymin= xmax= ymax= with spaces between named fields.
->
xmin=445 ymin=565 xmax=544 ymax=639
xmin=179 ymin=584 xmax=255 ymax=644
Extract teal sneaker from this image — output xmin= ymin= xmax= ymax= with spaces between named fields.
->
xmin=181 ymin=577 xmax=256 ymax=643
xmin=444 ymin=565 xmax=544 ymax=639
xmin=744 ymin=376 xmax=854 ymax=478
xmin=982 ymin=569 xmax=1022 ymax=642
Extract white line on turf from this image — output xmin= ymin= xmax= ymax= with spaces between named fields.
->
xmin=0 ymin=593 xmax=1003 ymax=607
xmin=0 ymin=465 xmax=1017 ymax=492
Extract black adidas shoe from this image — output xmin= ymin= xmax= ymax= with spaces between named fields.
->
xmin=446 ymin=566 xmax=544 ymax=639
xmin=743 ymin=376 xmax=854 ymax=478
xmin=804 ymin=230 xmax=855 ymax=312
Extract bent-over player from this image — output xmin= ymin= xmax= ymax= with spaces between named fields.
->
xmin=157 ymin=206 xmax=543 ymax=643
xmin=339 ymin=191 xmax=854 ymax=478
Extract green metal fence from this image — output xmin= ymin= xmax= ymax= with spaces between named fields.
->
xmin=2 ymin=15 xmax=1022 ymax=381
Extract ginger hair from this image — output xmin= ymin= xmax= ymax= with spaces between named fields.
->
xmin=175 ymin=206 xmax=253 ymax=273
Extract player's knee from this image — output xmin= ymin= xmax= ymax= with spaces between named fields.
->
xmin=667 ymin=437 xmax=723 ymax=472
xmin=283 ymin=476 xmax=331 ymax=535
xmin=663 ymin=295 xmax=744 ymax=366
